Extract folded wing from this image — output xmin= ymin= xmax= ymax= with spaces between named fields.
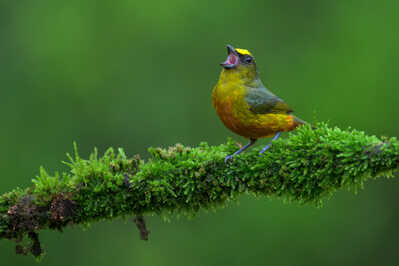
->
xmin=245 ymin=88 xmax=293 ymax=114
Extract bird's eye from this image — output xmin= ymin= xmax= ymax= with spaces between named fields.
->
xmin=244 ymin=56 xmax=253 ymax=64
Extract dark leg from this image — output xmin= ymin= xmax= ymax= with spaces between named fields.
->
xmin=259 ymin=132 xmax=281 ymax=155
xmin=225 ymin=138 xmax=257 ymax=163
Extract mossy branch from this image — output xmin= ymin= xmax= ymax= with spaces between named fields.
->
xmin=0 ymin=123 xmax=398 ymax=258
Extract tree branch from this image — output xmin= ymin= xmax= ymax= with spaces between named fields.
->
xmin=0 ymin=123 xmax=398 ymax=258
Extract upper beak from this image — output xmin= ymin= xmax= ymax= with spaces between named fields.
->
xmin=226 ymin=44 xmax=238 ymax=56
xmin=220 ymin=44 xmax=239 ymax=69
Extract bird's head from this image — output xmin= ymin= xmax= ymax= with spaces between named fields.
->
xmin=220 ymin=45 xmax=256 ymax=72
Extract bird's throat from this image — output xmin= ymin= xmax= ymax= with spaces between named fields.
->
xmin=221 ymin=67 xmax=260 ymax=88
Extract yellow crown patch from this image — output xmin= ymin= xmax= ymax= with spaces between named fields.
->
xmin=235 ymin=48 xmax=252 ymax=56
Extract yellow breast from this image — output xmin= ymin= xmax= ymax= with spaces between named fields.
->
xmin=212 ymin=69 xmax=295 ymax=139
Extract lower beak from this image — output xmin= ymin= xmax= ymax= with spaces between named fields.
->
xmin=220 ymin=45 xmax=239 ymax=69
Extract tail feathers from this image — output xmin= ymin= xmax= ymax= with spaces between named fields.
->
xmin=293 ymin=116 xmax=306 ymax=125
xmin=293 ymin=116 xmax=316 ymax=130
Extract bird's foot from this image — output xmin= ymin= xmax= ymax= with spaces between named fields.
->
xmin=259 ymin=132 xmax=281 ymax=157
xmin=224 ymin=154 xmax=234 ymax=163
xmin=258 ymin=144 xmax=272 ymax=156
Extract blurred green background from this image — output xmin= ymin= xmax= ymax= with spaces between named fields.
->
xmin=1 ymin=0 xmax=398 ymax=265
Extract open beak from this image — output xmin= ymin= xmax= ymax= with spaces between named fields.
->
xmin=220 ymin=44 xmax=239 ymax=69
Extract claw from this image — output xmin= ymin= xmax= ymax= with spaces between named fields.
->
xmin=224 ymin=154 xmax=234 ymax=163
xmin=224 ymin=139 xmax=257 ymax=163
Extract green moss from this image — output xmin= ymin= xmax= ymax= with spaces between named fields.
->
xmin=0 ymin=123 xmax=398 ymax=258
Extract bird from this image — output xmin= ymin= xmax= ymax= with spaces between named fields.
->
xmin=212 ymin=45 xmax=305 ymax=162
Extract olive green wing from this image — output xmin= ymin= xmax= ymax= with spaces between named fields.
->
xmin=245 ymin=88 xmax=293 ymax=114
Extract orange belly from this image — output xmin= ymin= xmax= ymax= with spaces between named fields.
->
xmin=214 ymin=98 xmax=299 ymax=139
